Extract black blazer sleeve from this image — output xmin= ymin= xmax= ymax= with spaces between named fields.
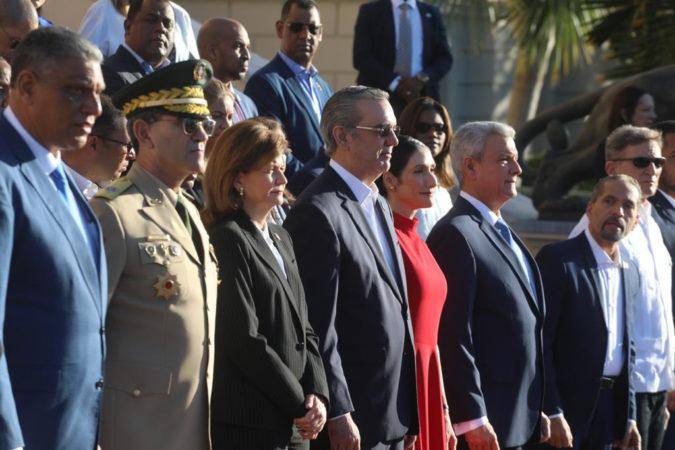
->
xmin=284 ymin=202 xmax=354 ymax=418
xmin=535 ymin=245 xmax=567 ymax=416
xmin=210 ymin=227 xmax=307 ymax=419
xmin=421 ymin=3 xmax=453 ymax=83
xmin=427 ymin=224 xmax=487 ymax=423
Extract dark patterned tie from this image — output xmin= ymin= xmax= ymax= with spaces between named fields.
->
xmin=395 ymin=1 xmax=413 ymax=77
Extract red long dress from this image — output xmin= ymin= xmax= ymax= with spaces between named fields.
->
xmin=394 ymin=213 xmax=449 ymax=450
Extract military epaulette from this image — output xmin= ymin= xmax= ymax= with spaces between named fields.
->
xmin=95 ymin=178 xmax=133 ymax=201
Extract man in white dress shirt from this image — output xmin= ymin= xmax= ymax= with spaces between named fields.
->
xmin=569 ymin=125 xmax=674 ymax=450
xmin=62 ymin=94 xmax=131 ymax=199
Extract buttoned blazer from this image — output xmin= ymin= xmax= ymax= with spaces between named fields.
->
xmin=0 ymin=114 xmax=107 ymax=450
xmin=244 ymin=54 xmax=333 ymax=180
xmin=536 ymin=233 xmax=638 ymax=441
xmin=101 ymin=45 xmax=145 ymax=96
xmin=284 ymin=166 xmax=419 ymax=446
xmin=650 ymin=191 xmax=675 ymax=317
xmin=90 ymin=164 xmax=218 ymax=450
xmin=426 ymin=196 xmax=545 ymax=448
xmin=207 ymin=210 xmax=328 ymax=433
xmin=353 ymin=0 xmax=453 ymax=101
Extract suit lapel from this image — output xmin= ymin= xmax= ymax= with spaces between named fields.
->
xmin=274 ymin=55 xmax=322 ymax=137
xmin=375 ymin=197 xmax=407 ymax=300
xmin=653 ymin=191 xmax=675 ymax=223
xmin=380 ymin=0 xmax=397 ymax=64
xmin=419 ymin=3 xmax=433 ymax=62
xmin=329 ymin=169 xmax=404 ymax=304
xmin=578 ymin=234 xmax=608 ymax=331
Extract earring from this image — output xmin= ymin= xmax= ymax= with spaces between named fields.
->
xmin=388 ymin=184 xmax=396 ymax=191
xmin=238 ymin=186 xmax=244 ymax=196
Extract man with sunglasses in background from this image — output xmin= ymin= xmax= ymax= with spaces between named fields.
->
xmin=90 ymin=60 xmax=219 ymax=450
xmin=569 ymin=125 xmax=674 ymax=450
xmin=245 ymin=0 xmax=333 ymax=182
xmin=0 ymin=0 xmax=38 ymax=63
xmin=62 ymin=94 xmax=132 ymax=200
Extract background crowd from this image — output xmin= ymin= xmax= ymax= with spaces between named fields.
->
xmin=0 ymin=1 xmax=673 ymax=450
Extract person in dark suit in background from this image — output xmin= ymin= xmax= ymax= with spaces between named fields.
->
xmin=245 ymin=0 xmax=333 ymax=181
xmin=102 ymin=0 xmax=175 ymax=96
xmin=203 ymin=117 xmax=329 ymax=450
xmin=652 ymin=121 xmax=675 ymax=449
xmin=353 ymin=0 xmax=453 ymax=114
xmin=427 ymin=121 xmax=549 ymax=450
xmin=536 ymin=175 xmax=642 ymax=450
xmin=0 ymin=26 xmax=107 ymax=450
xmin=284 ymin=86 xmax=418 ymax=450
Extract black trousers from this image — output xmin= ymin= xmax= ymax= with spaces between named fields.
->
xmin=311 ymin=429 xmax=404 ymax=450
xmin=576 ymin=386 xmax=615 ymax=450
xmin=212 ymin=422 xmax=307 ymax=450
xmin=457 ymin=436 xmax=522 ymax=450
xmin=636 ymin=391 xmax=668 ymax=450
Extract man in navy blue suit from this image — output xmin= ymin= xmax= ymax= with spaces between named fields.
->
xmin=427 ymin=122 xmax=549 ymax=450
xmin=245 ymin=0 xmax=333 ymax=182
xmin=0 ymin=27 xmax=107 ymax=450
xmin=536 ymin=175 xmax=642 ymax=450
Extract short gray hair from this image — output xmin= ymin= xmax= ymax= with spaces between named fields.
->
xmin=0 ymin=0 xmax=37 ymax=28
xmin=589 ymin=174 xmax=642 ymax=204
xmin=605 ymin=124 xmax=662 ymax=161
xmin=10 ymin=26 xmax=102 ymax=86
xmin=450 ymin=121 xmax=516 ymax=186
xmin=321 ymin=85 xmax=389 ymax=156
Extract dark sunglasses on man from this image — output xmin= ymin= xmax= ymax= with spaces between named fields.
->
xmin=93 ymin=135 xmax=134 ymax=154
xmin=415 ymin=122 xmax=447 ymax=134
xmin=285 ymin=22 xmax=322 ymax=36
xmin=154 ymin=117 xmax=217 ymax=137
xmin=608 ymin=156 xmax=666 ymax=169
xmin=354 ymin=124 xmax=401 ymax=138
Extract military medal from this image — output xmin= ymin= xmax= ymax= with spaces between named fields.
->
xmin=153 ymin=274 xmax=180 ymax=300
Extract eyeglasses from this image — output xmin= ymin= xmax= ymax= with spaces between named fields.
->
xmin=286 ymin=22 xmax=322 ymax=35
xmin=156 ymin=117 xmax=217 ymax=136
xmin=0 ymin=24 xmax=21 ymax=50
xmin=415 ymin=122 xmax=447 ymax=134
xmin=93 ymin=135 xmax=134 ymax=154
xmin=354 ymin=124 xmax=400 ymax=138
xmin=608 ymin=156 xmax=666 ymax=169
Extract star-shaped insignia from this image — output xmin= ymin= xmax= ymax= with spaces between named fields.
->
xmin=153 ymin=273 xmax=180 ymax=300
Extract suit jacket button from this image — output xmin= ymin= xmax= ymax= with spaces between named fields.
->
xmin=132 ymin=388 xmax=141 ymax=397
xmin=296 ymin=342 xmax=305 ymax=350
xmin=99 ymin=327 xmax=105 ymax=335
xmin=95 ymin=380 xmax=104 ymax=390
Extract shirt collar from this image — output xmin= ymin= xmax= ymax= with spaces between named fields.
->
xmin=122 ymin=42 xmax=169 ymax=70
xmin=64 ymin=163 xmax=95 ymax=193
xmin=659 ymin=189 xmax=675 ymax=209
xmin=391 ymin=0 xmax=418 ymax=11
xmin=329 ymin=159 xmax=379 ymax=205
xmin=638 ymin=201 xmax=652 ymax=225
xmin=460 ymin=191 xmax=501 ymax=226
xmin=3 ymin=106 xmax=60 ymax=176
xmin=278 ymin=51 xmax=318 ymax=78
xmin=584 ymin=227 xmax=623 ymax=266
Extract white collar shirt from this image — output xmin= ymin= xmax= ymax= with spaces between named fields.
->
xmin=122 ymin=42 xmax=170 ymax=72
xmin=584 ymin=227 xmax=626 ymax=376
xmin=329 ymin=159 xmax=396 ymax=277
xmin=64 ymin=164 xmax=99 ymax=201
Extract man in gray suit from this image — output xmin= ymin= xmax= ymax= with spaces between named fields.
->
xmin=198 ymin=18 xmax=258 ymax=123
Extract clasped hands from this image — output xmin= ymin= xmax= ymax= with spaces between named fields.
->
xmin=394 ymin=76 xmax=425 ymax=104
xmin=294 ymin=394 xmax=327 ymax=440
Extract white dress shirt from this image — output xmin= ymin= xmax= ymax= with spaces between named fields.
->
xmin=64 ymin=164 xmax=99 ymax=201
xmin=78 ymin=0 xmax=199 ymax=60
xmin=416 ymin=187 xmax=453 ymax=240
xmin=388 ymin=0 xmax=424 ymax=91
xmin=122 ymin=43 xmax=170 ymax=72
xmin=570 ymin=205 xmax=675 ymax=393
xmin=259 ymin=224 xmax=287 ymax=279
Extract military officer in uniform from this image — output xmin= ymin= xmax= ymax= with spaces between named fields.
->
xmin=90 ymin=60 xmax=219 ymax=450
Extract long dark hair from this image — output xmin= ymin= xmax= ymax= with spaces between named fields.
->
xmin=398 ymin=97 xmax=455 ymax=188
xmin=607 ymin=86 xmax=649 ymax=131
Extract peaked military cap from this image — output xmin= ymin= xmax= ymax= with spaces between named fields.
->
xmin=113 ymin=60 xmax=213 ymax=119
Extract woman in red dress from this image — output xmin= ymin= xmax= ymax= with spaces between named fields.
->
xmin=379 ymin=135 xmax=457 ymax=450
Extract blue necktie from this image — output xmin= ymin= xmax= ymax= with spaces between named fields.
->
xmin=50 ymin=164 xmax=98 ymax=264
xmin=141 ymin=61 xmax=154 ymax=75
xmin=494 ymin=219 xmax=536 ymax=295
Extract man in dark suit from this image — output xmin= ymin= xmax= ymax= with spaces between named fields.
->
xmin=197 ymin=17 xmax=259 ymax=123
xmin=536 ymin=175 xmax=642 ymax=450
xmin=353 ymin=0 xmax=453 ymax=113
xmin=102 ymin=0 xmax=175 ymax=96
xmin=284 ymin=85 xmax=418 ymax=450
xmin=245 ymin=0 xmax=333 ymax=181
xmin=427 ymin=121 xmax=549 ymax=450
xmin=652 ymin=121 xmax=675 ymax=450
xmin=0 ymin=27 xmax=107 ymax=450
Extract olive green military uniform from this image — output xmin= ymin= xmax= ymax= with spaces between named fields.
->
xmin=91 ymin=164 xmax=218 ymax=450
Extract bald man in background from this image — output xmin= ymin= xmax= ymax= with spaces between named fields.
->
xmin=0 ymin=0 xmax=38 ymax=63
xmin=198 ymin=18 xmax=258 ymax=123
xmin=0 ymin=57 xmax=10 ymax=108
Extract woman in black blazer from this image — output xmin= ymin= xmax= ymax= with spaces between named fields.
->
xmin=203 ymin=118 xmax=329 ymax=450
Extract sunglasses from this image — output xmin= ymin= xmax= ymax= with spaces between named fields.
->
xmin=156 ymin=117 xmax=217 ymax=137
xmin=354 ymin=124 xmax=401 ymax=138
xmin=93 ymin=135 xmax=134 ymax=154
xmin=415 ymin=122 xmax=447 ymax=134
xmin=286 ymin=22 xmax=322 ymax=35
xmin=608 ymin=156 xmax=666 ymax=169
